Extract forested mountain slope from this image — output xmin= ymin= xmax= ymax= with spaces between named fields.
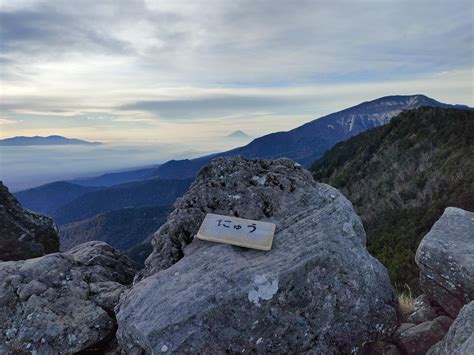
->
xmin=311 ymin=107 xmax=474 ymax=292
xmin=52 ymin=177 xmax=192 ymax=225
xmin=60 ymin=205 xmax=170 ymax=251
xmin=15 ymin=182 xmax=102 ymax=215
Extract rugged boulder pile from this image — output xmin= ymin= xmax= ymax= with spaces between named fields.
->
xmin=0 ymin=241 xmax=134 ymax=354
xmin=0 ymin=181 xmax=59 ymax=261
xmin=428 ymin=301 xmax=474 ymax=354
xmin=3 ymin=158 xmax=470 ymax=354
xmin=415 ymin=207 xmax=474 ymax=318
xmin=394 ymin=316 xmax=453 ymax=354
xmin=393 ymin=207 xmax=474 ymax=354
xmin=117 ymin=156 xmax=397 ymax=354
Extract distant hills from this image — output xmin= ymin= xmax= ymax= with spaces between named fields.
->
xmin=0 ymin=135 xmax=101 ymax=146
xmin=311 ymin=107 xmax=474 ymax=292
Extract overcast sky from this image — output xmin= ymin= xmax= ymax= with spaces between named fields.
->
xmin=0 ymin=0 xmax=472 ymax=143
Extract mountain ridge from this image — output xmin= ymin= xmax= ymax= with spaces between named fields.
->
xmin=0 ymin=135 xmax=101 ymax=146
xmin=69 ymin=165 xmax=161 ymax=187
xmin=143 ymin=94 xmax=470 ymax=179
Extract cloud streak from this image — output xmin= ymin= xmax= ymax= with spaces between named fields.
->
xmin=0 ymin=118 xmax=17 ymax=125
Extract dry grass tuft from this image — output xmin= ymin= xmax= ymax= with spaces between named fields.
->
xmin=397 ymin=286 xmax=415 ymax=322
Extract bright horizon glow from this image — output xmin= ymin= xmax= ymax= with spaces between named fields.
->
xmin=1 ymin=0 xmax=473 ymax=145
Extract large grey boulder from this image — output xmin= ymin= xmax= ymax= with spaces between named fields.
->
xmin=415 ymin=207 xmax=474 ymax=318
xmin=0 ymin=181 xmax=59 ymax=261
xmin=117 ymin=156 xmax=397 ymax=354
xmin=0 ymin=241 xmax=134 ymax=354
xmin=428 ymin=301 xmax=474 ymax=354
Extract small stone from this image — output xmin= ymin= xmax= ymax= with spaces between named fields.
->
xmin=407 ymin=294 xmax=438 ymax=324
xmin=161 ymin=345 xmax=169 ymax=352
xmin=68 ymin=334 xmax=77 ymax=345
xmin=256 ymin=338 xmax=263 ymax=345
xmin=5 ymin=328 xmax=17 ymax=339
xmin=251 ymin=175 xmax=267 ymax=185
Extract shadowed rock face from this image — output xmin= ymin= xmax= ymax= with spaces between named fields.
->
xmin=117 ymin=156 xmax=397 ymax=354
xmin=395 ymin=316 xmax=453 ymax=355
xmin=428 ymin=301 xmax=474 ymax=354
xmin=415 ymin=207 xmax=474 ymax=318
xmin=0 ymin=181 xmax=59 ymax=261
xmin=0 ymin=241 xmax=134 ymax=354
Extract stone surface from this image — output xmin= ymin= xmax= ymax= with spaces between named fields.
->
xmin=407 ymin=294 xmax=440 ymax=324
xmin=0 ymin=181 xmax=59 ymax=261
xmin=415 ymin=207 xmax=474 ymax=318
xmin=117 ymin=156 xmax=397 ymax=354
xmin=0 ymin=241 xmax=134 ymax=354
xmin=395 ymin=316 xmax=453 ymax=355
xmin=428 ymin=301 xmax=474 ymax=354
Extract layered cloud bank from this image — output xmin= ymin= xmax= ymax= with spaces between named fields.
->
xmin=1 ymin=0 xmax=472 ymax=142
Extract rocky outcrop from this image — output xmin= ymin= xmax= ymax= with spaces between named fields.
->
xmin=0 ymin=241 xmax=134 ymax=354
xmin=415 ymin=207 xmax=474 ymax=318
xmin=387 ymin=207 xmax=474 ymax=354
xmin=117 ymin=156 xmax=397 ymax=354
xmin=0 ymin=181 xmax=59 ymax=261
xmin=394 ymin=317 xmax=453 ymax=354
xmin=428 ymin=301 xmax=474 ymax=354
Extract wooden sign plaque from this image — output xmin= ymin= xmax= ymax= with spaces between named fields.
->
xmin=196 ymin=213 xmax=276 ymax=251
